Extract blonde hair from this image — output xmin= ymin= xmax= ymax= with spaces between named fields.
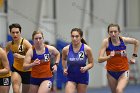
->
xmin=32 ymin=30 xmax=44 ymax=40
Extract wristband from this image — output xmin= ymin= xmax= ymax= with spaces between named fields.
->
xmin=132 ymin=54 xmax=138 ymax=57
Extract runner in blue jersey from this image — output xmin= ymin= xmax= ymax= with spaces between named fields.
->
xmin=62 ymin=28 xmax=94 ymax=93
xmin=98 ymin=23 xmax=139 ymax=93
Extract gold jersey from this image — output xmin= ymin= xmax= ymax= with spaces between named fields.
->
xmin=9 ymin=38 xmax=31 ymax=72
xmin=0 ymin=60 xmax=11 ymax=78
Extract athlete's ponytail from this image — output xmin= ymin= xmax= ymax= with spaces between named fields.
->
xmin=81 ymin=38 xmax=87 ymax=44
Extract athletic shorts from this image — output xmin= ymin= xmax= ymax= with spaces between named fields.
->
xmin=67 ymin=72 xmax=89 ymax=85
xmin=30 ymin=77 xmax=53 ymax=85
xmin=11 ymin=66 xmax=31 ymax=84
xmin=108 ymin=70 xmax=129 ymax=80
xmin=0 ymin=77 xmax=11 ymax=86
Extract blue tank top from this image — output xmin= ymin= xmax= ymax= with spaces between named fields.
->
xmin=67 ymin=43 xmax=88 ymax=75
xmin=31 ymin=46 xmax=53 ymax=78
xmin=32 ymin=46 xmax=51 ymax=61
xmin=105 ymin=37 xmax=128 ymax=71
xmin=106 ymin=37 xmax=126 ymax=51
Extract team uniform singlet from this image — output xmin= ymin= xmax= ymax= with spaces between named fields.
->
xmin=106 ymin=37 xmax=129 ymax=72
xmin=0 ymin=60 xmax=11 ymax=78
xmin=31 ymin=45 xmax=53 ymax=78
xmin=10 ymin=38 xmax=31 ymax=72
xmin=0 ymin=60 xmax=11 ymax=86
xmin=67 ymin=43 xmax=89 ymax=85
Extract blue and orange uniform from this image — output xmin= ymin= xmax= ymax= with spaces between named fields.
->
xmin=106 ymin=37 xmax=129 ymax=80
xmin=30 ymin=45 xmax=53 ymax=85
xmin=0 ymin=60 xmax=11 ymax=86
xmin=6 ymin=38 xmax=31 ymax=84
xmin=67 ymin=43 xmax=89 ymax=85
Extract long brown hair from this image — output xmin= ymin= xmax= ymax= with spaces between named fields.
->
xmin=71 ymin=28 xmax=87 ymax=44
